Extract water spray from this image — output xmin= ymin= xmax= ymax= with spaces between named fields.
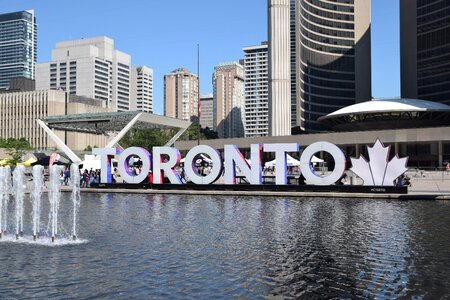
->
xmin=48 ymin=165 xmax=61 ymax=243
xmin=32 ymin=165 xmax=44 ymax=241
xmin=13 ymin=165 xmax=26 ymax=240
xmin=71 ymin=163 xmax=81 ymax=241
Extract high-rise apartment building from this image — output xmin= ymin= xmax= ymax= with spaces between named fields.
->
xmin=288 ymin=0 xmax=372 ymax=132
xmin=36 ymin=36 xmax=131 ymax=111
xmin=164 ymin=68 xmax=198 ymax=121
xmin=243 ymin=42 xmax=269 ymax=138
xmin=268 ymin=0 xmax=292 ymax=136
xmin=199 ymin=93 xmax=214 ymax=129
xmin=0 ymin=10 xmax=37 ymax=90
xmin=400 ymin=0 xmax=450 ymax=105
xmin=213 ymin=62 xmax=245 ymax=139
xmin=130 ymin=66 xmax=153 ymax=113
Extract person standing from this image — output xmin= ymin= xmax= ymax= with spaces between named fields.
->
xmin=63 ymin=168 xmax=70 ymax=185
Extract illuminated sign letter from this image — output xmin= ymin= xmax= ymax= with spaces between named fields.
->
xmin=263 ymin=143 xmax=299 ymax=185
xmin=152 ymin=147 xmax=182 ymax=184
xmin=224 ymin=144 xmax=262 ymax=184
xmin=299 ymin=142 xmax=346 ymax=186
xmin=93 ymin=147 xmax=120 ymax=183
xmin=118 ymin=147 xmax=151 ymax=184
xmin=184 ymin=145 xmax=222 ymax=185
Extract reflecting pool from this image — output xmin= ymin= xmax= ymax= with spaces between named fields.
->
xmin=0 ymin=193 xmax=449 ymax=299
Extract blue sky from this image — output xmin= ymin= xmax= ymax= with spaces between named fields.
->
xmin=1 ymin=0 xmax=399 ymax=114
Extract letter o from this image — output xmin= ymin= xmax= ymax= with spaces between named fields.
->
xmin=118 ymin=147 xmax=151 ymax=184
xmin=184 ymin=145 xmax=222 ymax=184
xmin=300 ymin=142 xmax=346 ymax=186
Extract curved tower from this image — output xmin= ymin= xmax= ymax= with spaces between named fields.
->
xmin=296 ymin=0 xmax=371 ymax=131
xmin=401 ymin=0 xmax=450 ymax=105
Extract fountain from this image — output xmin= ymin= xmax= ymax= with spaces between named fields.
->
xmin=71 ymin=164 xmax=80 ymax=240
xmin=31 ymin=165 xmax=44 ymax=241
xmin=48 ymin=165 xmax=61 ymax=242
xmin=0 ymin=166 xmax=11 ymax=238
xmin=13 ymin=165 xmax=26 ymax=239
xmin=0 ymin=163 xmax=82 ymax=244
xmin=0 ymin=168 xmax=3 ymax=239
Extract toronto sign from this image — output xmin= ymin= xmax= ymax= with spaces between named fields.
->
xmin=93 ymin=139 xmax=408 ymax=187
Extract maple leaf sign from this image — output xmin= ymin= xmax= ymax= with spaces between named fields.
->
xmin=350 ymin=139 xmax=408 ymax=186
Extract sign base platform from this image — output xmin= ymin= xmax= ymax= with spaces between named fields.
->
xmin=91 ymin=183 xmax=408 ymax=194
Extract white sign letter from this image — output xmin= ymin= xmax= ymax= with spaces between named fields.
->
xmin=93 ymin=147 xmax=120 ymax=183
xmin=224 ymin=144 xmax=262 ymax=184
xmin=263 ymin=143 xmax=299 ymax=185
xmin=118 ymin=147 xmax=151 ymax=184
xmin=152 ymin=147 xmax=182 ymax=184
xmin=299 ymin=142 xmax=346 ymax=186
xmin=184 ymin=145 xmax=222 ymax=185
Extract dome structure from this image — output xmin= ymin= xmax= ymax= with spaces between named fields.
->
xmin=318 ymin=98 xmax=450 ymax=131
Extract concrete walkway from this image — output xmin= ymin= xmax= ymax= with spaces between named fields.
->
xmin=407 ymin=170 xmax=450 ymax=195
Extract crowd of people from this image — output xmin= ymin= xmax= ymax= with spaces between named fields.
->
xmin=54 ymin=159 xmax=429 ymax=188
xmin=59 ymin=167 xmax=101 ymax=188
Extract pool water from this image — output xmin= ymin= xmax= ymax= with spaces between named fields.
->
xmin=0 ymin=193 xmax=449 ymax=299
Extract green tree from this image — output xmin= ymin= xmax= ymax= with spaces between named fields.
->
xmin=201 ymin=127 xmax=219 ymax=140
xmin=179 ymin=124 xmax=218 ymax=141
xmin=0 ymin=137 xmax=32 ymax=150
xmin=0 ymin=137 xmax=33 ymax=165
xmin=118 ymin=125 xmax=219 ymax=150
xmin=83 ymin=145 xmax=98 ymax=152
xmin=120 ymin=128 xmax=175 ymax=149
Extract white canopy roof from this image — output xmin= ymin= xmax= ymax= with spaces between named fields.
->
xmin=325 ymin=98 xmax=450 ymax=118
xmin=264 ymin=154 xmax=323 ymax=168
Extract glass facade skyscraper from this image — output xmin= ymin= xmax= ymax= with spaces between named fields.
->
xmin=0 ymin=10 xmax=37 ymax=90
xmin=401 ymin=0 xmax=450 ymax=105
xmin=292 ymin=0 xmax=371 ymax=132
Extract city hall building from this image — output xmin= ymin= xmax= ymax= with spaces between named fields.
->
xmin=175 ymin=98 xmax=450 ymax=168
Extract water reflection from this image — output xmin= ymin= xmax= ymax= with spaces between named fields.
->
xmin=0 ymin=193 xmax=449 ymax=298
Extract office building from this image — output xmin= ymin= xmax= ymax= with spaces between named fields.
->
xmin=200 ymin=93 xmax=214 ymax=129
xmin=400 ymin=0 xmax=450 ymax=104
xmin=36 ymin=36 xmax=132 ymax=111
xmin=213 ymin=62 xmax=245 ymax=139
xmin=164 ymin=68 xmax=198 ymax=121
xmin=0 ymin=89 xmax=107 ymax=150
xmin=268 ymin=0 xmax=292 ymax=136
xmin=130 ymin=66 xmax=153 ymax=113
xmin=288 ymin=0 xmax=372 ymax=132
xmin=0 ymin=10 xmax=37 ymax=90
xmin=290 ymin=0 xmax=297 ymax=127
xmin=243 ymin=42 xmax=269 ymax=138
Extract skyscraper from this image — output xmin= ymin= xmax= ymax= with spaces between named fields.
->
xmin=291 ymin=0 xmax=372 ymax=132
xmin=400 ymin=0 xmax=450 ymax=105
xmin=213 ymin=62 xmax=245 ymax=138
xmin=0 ymin=10 xmax=37 ymax=90
xmin=290 ymin=0 xmax=298 ymax=127
xmin=164 ymin=68 xmax=198 ymax=121
xmin=199 ymin=93 xmax=214 ymax=129
xmin=36 ymin=36 xmax=131 ymax=111
xmin=243 ymin=42 xmax=269 ymax=138
xmin=268 ymin=0 xmax=292 ymax=136
xmin=130 ymin=66 xmax=154 ymax=113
